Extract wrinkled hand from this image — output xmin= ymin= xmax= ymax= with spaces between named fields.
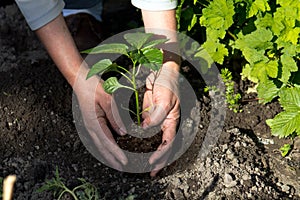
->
xmin=73 ymin=73 xmax=127 ymax=170
xmin=142 ymin=63 xmax=180 ymax=177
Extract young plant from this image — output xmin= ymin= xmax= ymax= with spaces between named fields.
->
xmin=37 ymin=167 xmax=99 ymax=200
xmin=220 ymin=68 xmax=242 ymax=113
xmin=83 ymin=32 xmax=167 ymax=125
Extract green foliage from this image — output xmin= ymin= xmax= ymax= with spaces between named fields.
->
xmin=37 ymin=167 xmax=99 ymax=200
xmin=221 ymin=68 xmax=242 ymax=113
xmin=279 ymin=144 xmax=292 ymax=157
xmin=177 ymin=0 xmax=300 ymax=147
xmin=266 ymin=87 xmax=300 ymax=138
xmin=85 ymin=32 xmax=166 ymax=125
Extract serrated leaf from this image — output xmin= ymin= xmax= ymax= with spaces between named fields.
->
xmin=124 ymin=32 xmax=153 ymax=49
xmin=265 ymin=60 xmax=278 ymax=78
xmin=282 ymin=27 xmax=300 ymax=45
xmin=200 ymin=0 xmax=234 ymax=31
xmin=280 ymin=54 xmax=298 ymax=83
xmin=248 ymin=0 xmax=270 ymax=18
xmin=234 ymin=28 xmax=273 ymax=51
xmin=257 ymin=79 xmax=280 ymax=104
xmin=139 ymin=48 xmax=163 ymax=71
xmin=103 ymin=77 xmax=130 ymax=94
xmin=142 ymin=38 xmax=169 ymax=49
xmin=242 ymin=48 xmax=266 ymax=65
xmin=86 ymin=59 xmax=113 ymax=79
xmin=202 ymin=40 xmax=228 ymax=64
xmin=266 ymin=111 xmax=300 ymax=138
xmin=241 ymin=64 xmax=258 ymax=83
xmin=279 ymin=87 xmax=300 ymax=111
xmin=82 ymin=43 xmax=128 ymax=55
xmin=266 ymin=87 xmax=300 ymax=138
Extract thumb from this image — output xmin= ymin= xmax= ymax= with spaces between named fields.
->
xmin=142 ymin=104 xmax=167 ymax=129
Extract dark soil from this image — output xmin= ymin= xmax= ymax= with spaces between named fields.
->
xmin=0 ymin=3 xmax=299 ymax=200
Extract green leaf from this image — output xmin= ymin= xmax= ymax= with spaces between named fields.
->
xmin=280 ymin=144 xmax=292 ymax=157
xmin=142 ymin=38 xmax=169 ymax=49
xmin=81 ymin=43 xmax=128 ymax=55
xmin=86 ymin=59 xmax=113 ymax=79
xmin=200 ymin=0 xmax=234 ymax=31
xmin=103 ymin=77 xmax=129 ymax=94
xmin=124 ymin=32 xmax=153 ymax=49
xmin=280 ymin=54 xmax=298 ymax=83
xmin=248 ymin=0 xmax=270 ymax=18
xmin=241 ymin=64 xmax=258 ymax=83
xmin=194 ymin=46 xmax=214 ymax=72
xmin=189 ymin=14 xmax=198 ymax=31
xmin=139 ymin=48 xmax=163 ymax=71
xmin=202 ymin=40 xmax=228 ymax=64
xmin=266 ymin=87 xmax=300 ymax=138
xmin=266 ymin=111 xmax=300 ymax=138
xmin=257 ymin=79 xmax=280 ymax=104
xmin=234 ymin=28 xmax=273 ymax=51
xmin=279 ymin=87 xmax=300 ymax=112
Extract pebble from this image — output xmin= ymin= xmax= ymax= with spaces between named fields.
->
xmin=281 ymin=185 xmax=290 ymax=193
xmin=242 ymin=174 xmax=251 ymax=181
xmin=224 ymin=173 xmax=237 ymax=188
xmin=172 ymin=189 xmax=185 ymax=199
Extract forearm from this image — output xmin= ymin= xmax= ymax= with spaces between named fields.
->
xmin=35 ymin=14 xmax=85 ymax=87
xmin=142 ymin=9 xmax=180 ymax=71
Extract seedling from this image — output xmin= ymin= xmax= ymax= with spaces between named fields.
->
xmin=204 ymin=68 xmax=242 ymax=113
xmin=83 ymin=32 xmax=168 ymax=125
xmin=220 ymin=68 xmax=242 ymax=113
xmin=37 ymin=167 xmax=99 ymax=200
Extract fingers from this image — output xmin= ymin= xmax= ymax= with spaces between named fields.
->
xmin=89 ymin=130 xmax=124 ymax=171
xmin=104 ymin=96 xmax=127 ymax=136
xmin=149 ymin=140 xmax=172 ymax=177
xmin=95 ymin=106 xmax=128 ymax=165
xmin=142 ymin=105 xmax=167 ymax=129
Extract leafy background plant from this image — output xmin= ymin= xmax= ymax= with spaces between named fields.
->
xmin=177 ymin=0 xmax=300 ymax=149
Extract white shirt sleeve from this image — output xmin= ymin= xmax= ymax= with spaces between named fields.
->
xmin=15 ymin=0 xmax=65 ymax=30
xmin=131 ymin=0 xmax=177 ymax=11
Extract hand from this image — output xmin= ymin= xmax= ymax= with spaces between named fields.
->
xmin=142 ymin=63 xmax=180 ymax=177
xmin=73 ymin=73 xmax=128 ymax=170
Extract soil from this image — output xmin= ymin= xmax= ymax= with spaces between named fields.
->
xmin=0 ymin=3 xmax=300 ymax=200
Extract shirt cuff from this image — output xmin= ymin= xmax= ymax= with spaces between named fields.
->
xmin=15 ymin=0 xmax=65 ymax=30
xmin=131 ymin=0 xmax=177 ymax=11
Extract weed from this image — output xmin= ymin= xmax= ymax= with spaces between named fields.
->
xmin=220 ymin=68 xmax=242 ymax=113
xmin=37 ymin=167 xmax=99 ymax=200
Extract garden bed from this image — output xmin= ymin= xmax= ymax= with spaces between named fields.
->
xmin=0 ymin=4 xmax=299 ymax=200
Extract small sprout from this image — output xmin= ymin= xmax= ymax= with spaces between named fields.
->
xmin=220 ymin=68 xmax=242 ymax=113
xmin=37 ymin=167 xmax=99 ymax=200
xmin=280 ymin=144 xmax=292 ymax=157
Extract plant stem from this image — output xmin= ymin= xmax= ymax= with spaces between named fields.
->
xmin=131 ymin=61 xmax=141 ymax=125
xmin=58 ymin=188 xmax=78 ymax=200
